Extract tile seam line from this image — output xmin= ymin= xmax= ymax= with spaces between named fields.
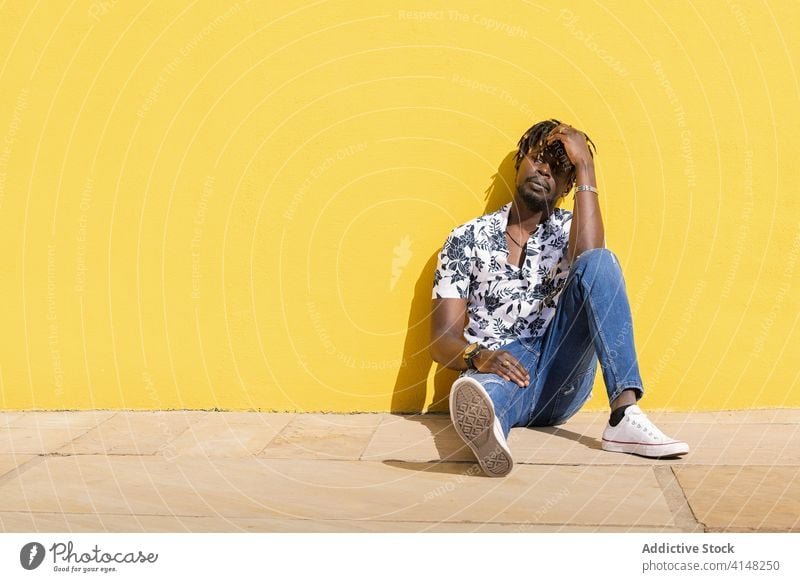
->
xmin=0 ymin=510 xmax=683 ymax=528
xmin=666 ymin=465 xmax=706 ymax=532
xmin=0 ymin=455 xmax=49 ymax=487
xmin=358 ymin=414 xmax=390 ymax=461
xmin=253 ymin=413 xmax=298 ymax=456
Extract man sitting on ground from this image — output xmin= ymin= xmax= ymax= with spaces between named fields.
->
xmin=430 ymin=119 xmax=689 ymax=477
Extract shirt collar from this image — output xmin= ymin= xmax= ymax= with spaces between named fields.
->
xmin=496 ymin=202 xmax=557 ymax=238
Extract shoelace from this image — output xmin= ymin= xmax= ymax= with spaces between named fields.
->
xmin=626 ymin=411 xmax=667 ymax=441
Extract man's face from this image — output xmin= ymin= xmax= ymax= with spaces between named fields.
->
xmin=514 ymin=142 xmax=573 ymax=210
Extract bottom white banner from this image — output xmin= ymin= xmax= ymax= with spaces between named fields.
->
xmin=1 ymin=532 xmax=798 ymax=581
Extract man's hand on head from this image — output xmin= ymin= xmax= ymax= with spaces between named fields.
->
xmin=545 ymin=123 xmax=594 ymax=169
xmin=475 ymin=349 xmax=530 ymax=388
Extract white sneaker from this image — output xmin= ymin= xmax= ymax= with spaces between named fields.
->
xmin=601 ymin=405 xmax=689 ymax=457
xmin=449 ymin=376 xmax=513 ymax=477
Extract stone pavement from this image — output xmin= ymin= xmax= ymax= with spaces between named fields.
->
xmin=0 ymin=410 xmax=798 ymax=533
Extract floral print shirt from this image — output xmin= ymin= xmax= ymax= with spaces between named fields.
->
xmin=432 ymin=203 xmax=573 ymax=350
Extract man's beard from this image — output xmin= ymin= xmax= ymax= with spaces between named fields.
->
xmin=516 ymin=181 xmax=555 ymax=213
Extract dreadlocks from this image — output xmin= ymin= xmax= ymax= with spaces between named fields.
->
xmin=514 ymin=118 xmax=597 ymax=193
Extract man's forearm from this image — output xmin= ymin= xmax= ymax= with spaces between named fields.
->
xmin=430 ymin=333 xmax=469 ymax=371
xmin=568 ymin=160 xmax=605 ymax=262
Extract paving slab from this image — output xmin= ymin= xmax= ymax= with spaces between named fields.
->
xmin=361 ymin=414 xmax=473 ymax=462
xmin=0 ymin=455 xmax=676 ymax=528
xmin=57 ymin=411 xmax=205 ymax=455
xmin=1 ymin=410 xmax=798 ymax=533
xmin=181 ymin=412 xmax=296 ymax=425
xmin=673 ymin=465 xmax=800 ymax=532
xmin=0 ymin=413 xmax=22 ymax=427
xmin=508 ymin=425 xmax=678 ymax=466
xmin=168 ymin=412 xmax=295 ymax=458
xmin=507 ymin=422 xmax=800 ymax=466
xmin=259 ymin=413 xmax=385 ymax=460
xmin=655 ymin=423 xmax=800 ymax=466
xmin=0 ymin=427 xmax=92 ymax=454
xmin=10 ymin=411 xmax=116 ymax=429
xmin=359 ymin=414 xmax=800 ymax=467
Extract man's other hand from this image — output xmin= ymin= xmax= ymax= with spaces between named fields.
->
xmin=475 ymin=350 xmax=530 ymax=388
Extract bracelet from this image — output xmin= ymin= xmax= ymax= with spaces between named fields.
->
xmin=575 ymin=184 xmax=599 ymax=195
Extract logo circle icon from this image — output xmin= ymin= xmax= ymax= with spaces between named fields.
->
xmin=20 ymin=542 xmax=46 ymax=570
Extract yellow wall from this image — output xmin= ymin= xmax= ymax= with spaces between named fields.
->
xmin=1 ymin=0 xmax=798 ymax=412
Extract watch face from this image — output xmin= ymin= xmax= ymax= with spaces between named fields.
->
xmin=464 ymin=343 xmax=479 ymax=358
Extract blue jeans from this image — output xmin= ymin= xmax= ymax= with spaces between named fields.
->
xmin=461 ymin=248 xmax=644 ymax=439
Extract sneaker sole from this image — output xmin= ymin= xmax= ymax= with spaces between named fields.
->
xmin=450 ymin=377 xmax=513 ymax=477
xmin=601 ymin=439 xmax=689 ymax=458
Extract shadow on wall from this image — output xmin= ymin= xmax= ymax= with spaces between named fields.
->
xmin=390 ymin=151 xmax=521 ymax=413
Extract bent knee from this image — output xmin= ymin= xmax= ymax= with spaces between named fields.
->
xmin=572 ymin=248 xmax=622 ymax=278
xmin=575 ymin=247 xmax=618 ymax=265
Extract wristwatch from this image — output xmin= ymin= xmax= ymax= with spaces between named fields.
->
xmin=463 ymin=343 xmax=483 ymax=370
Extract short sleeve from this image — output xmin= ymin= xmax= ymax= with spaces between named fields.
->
xmin=431 ymin=226 xmax=474 ymax=299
